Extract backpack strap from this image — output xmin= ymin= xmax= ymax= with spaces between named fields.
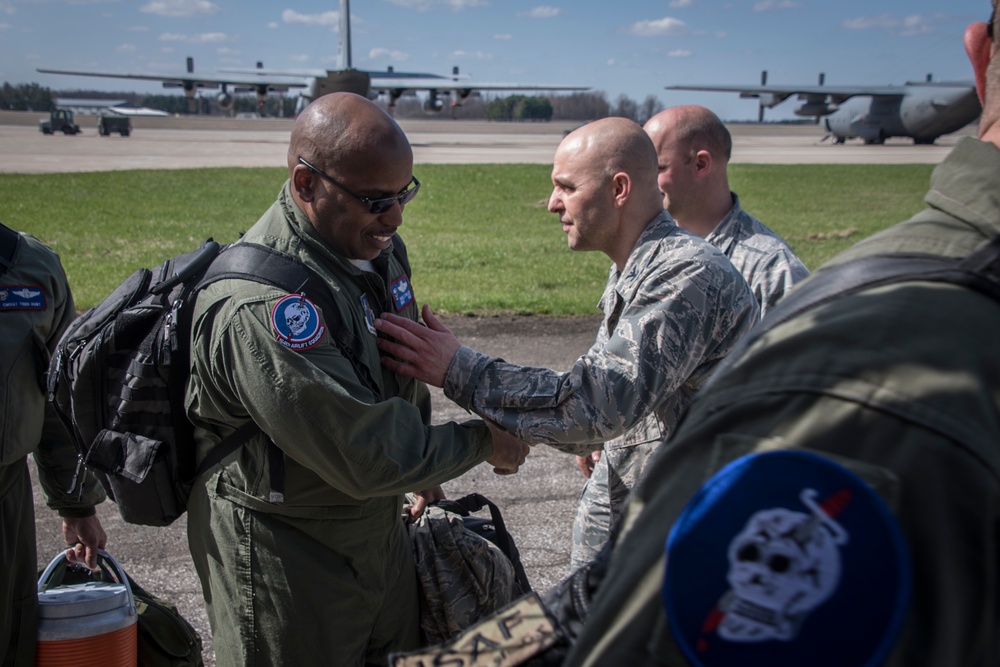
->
xmin=707 ymin=234 xmax=1000 ymax=386
xmin=435 ymin=493 xmax=532 ymax=594
xmin=189 ymin=242 xmax=383 ymax=504
xmin=0 ymin=221 xmax=21 ymax=279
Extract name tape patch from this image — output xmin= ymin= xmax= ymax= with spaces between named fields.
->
xmin=0 ymin=286 xmax=46 ymax=311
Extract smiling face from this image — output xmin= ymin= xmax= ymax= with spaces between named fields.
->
xmin=307 ymin=149 xmax=414 ymax=261
xmin=547 ymin=136 xmax=618 ymax=255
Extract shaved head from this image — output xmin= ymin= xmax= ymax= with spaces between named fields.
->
xmin=288 ymin=92 xmax=411 ymax=177
xmin=559 ymin=117 xmax=661 ymax=197
xmin=644 ymin=105 xmax=732 ymax=163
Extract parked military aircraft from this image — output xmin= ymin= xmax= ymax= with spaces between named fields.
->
xmin=666 ymin=71 xmax=981 ymax=145
xmin=37 ymin=0 xmax=588 ymax=116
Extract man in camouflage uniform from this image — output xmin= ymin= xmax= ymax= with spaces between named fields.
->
xmin=0 ymin=223 xmax=107 ymax=665
xmin=644 ymin=105 xmax=809 ymax=316
xmin=561 ymin=8 xmax=1000 ymax=664
xmin=570 ymin=106 xmax=812 ymax=569
xmin=376 ymin=118 xmax=758 ymax=571
xmin=184 ymin=93 xmax=529 ymax=667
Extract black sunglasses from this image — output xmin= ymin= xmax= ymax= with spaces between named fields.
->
xmin=298 ymin=157 xmax=420 ymax=215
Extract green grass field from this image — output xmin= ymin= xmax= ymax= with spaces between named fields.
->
xmin=0 ymin=163 xmax=934 ymax=314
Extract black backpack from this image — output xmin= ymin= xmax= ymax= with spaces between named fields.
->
xmin=46 ymin=239 xmax=345 ymax=526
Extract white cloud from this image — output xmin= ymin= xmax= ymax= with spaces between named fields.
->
xmin=290 ymin=54 xmax=310 ymax=62
xmin=115 ymin=43 xmax=136 ymax=52
xmin=158 ymin=31 xmax=228 ymax=43
xmin=0 ymin=21 xmax=9 ymax=30
xmin=217 ymin=47 xmax=239 ymax=55
xmin=626 ymin=17 xmax=687 ymax=36
xmin=266 ymin=21 xmax=279 ymax=29
xmin=842 ymin=13 xmax=940 ymax=36
xmin=670 ymin=0 xmax=693 ymax=7
xmin=451 ymin=49 xmax=492 ymax=59
xmin=140 ymin=0 xmax=219 ymax=18
xmin=667 ymin=49 xmax=692 ymax=57
xmin=494 ymin=33 xmax=512 ymax=39
xmin=753 ymin=0 xmax=798 ymax=11
xmin=369 ymin=47 xmax=410 ymax=62
xmin=126 ymin=25 xmax=149 ymax=32
xmin=282 ymin=9 xmax=339 ymax=27
xmin=0 ymin=1 xmax=13 ymax=16
xmin=518 ymin=6 xmax=560 ymax=18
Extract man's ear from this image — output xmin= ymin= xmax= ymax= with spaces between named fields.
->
xmin=965 ymin=21 xmax=993 ymax=105
xmin=292 ymin=165 xmax=316 ymax=203
xmin=693 ymin=150 xmax=713 ymax=178
xmin=612 ymin=172 xmax=631 ymax=208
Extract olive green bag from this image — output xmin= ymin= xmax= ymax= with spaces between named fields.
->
xmin=38 ymin=551 xmax=204 ymax=666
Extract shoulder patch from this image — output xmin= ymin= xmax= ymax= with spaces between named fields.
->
xmin=271 ymin=294 xmax=326 ymax=351
xmin=663 ymin=449 xmax=910 ymax=667
xmin=0 ymin=285 xmax=47 ymax=311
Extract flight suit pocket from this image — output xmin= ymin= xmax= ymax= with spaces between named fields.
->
xmin=0 ymin=331 xmax=48 ymax=465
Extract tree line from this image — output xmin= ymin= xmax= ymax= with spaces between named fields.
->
xmin=1 ymin=81 xmax=665 ymax=124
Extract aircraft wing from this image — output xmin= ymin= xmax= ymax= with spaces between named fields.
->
xmin=665 ymin=83 xmax=906 ymax=109
xmin=372 ymin=78 xmax=589 ymax=92
xmin=218 ymin=66 xmax=451 ymax=81
xmin=36 ymin=67 xmax=309 ymax=93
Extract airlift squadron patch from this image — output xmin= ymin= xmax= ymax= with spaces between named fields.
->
xmin=271 ymin=293 xmax=326 ymax=351
xmin=663 ymin=450 xmax=910 ymax=667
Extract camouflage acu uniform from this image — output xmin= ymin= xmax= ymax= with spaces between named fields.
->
xmin=571 ymin=196 xmax=809 ymax=568
xmin=443 ymin=212 xmax=757 ymax=568
xmin=705 ymin=193 xmax=810 ymax=317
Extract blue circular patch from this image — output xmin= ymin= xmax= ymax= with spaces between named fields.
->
xmin=270 ymin=294 xmax=326 ymax=351
xmin=663 ymin=450 xmax=910 ymax=667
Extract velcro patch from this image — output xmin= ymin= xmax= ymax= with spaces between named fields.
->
xmin=0 ymin=285 xmax=46 ymax=311
xmin=663 ymin=449 xmax=910 ymax=667
xmin=390 ymin=274 xmax=414 ymax=311
xmin=271 ymin=294 xmax=326 ymax=351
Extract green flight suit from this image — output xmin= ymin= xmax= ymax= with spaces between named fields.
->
xmin=185 ymin=183 xmax=494 ymax=667
xmin=1 ymin=226 xmax=105 ymax=666
xmin=564 ymin=137 xmax=1000 ymax=666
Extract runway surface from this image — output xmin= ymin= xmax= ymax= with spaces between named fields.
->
xmin=0 ymin=111 xmax=975 ymax=173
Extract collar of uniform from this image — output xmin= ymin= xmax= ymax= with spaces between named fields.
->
xmin=703 ymin=192 xmax=744 ymax=254
xmin=614 ymin=211 xmax=678 ymax=293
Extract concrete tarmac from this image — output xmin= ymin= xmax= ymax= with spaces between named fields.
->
xmin=0 ymin=110 xmax=975 ymax=173
xmin=18 ymin=110 xmax=973 ymax=665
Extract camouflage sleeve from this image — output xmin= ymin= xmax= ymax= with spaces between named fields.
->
xmin=443 ymin=254 xmax=757 ymax=455
xmin=751 ymin=248 xmax=810 ymax=317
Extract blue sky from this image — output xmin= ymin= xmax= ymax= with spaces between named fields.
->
xmin=0 ymin=0 xmax=984 ymax=120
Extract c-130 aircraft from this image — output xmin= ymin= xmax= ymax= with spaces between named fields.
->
xmin=667 ymin=70 xmax=981 ymax=145
xmin=38 ymin=0 xmax=588 ymax=116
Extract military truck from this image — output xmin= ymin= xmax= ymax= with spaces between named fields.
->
xmin=39 ymin=109 xmax=81 ymax=135
xmin=98 ymin=114 xmax=132 ymax=137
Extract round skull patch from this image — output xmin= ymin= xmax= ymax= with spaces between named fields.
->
xmin=271 ymin=294 xmax=326 ymax=351
xmin=663 ymin=449 xmax=910 ymax=667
